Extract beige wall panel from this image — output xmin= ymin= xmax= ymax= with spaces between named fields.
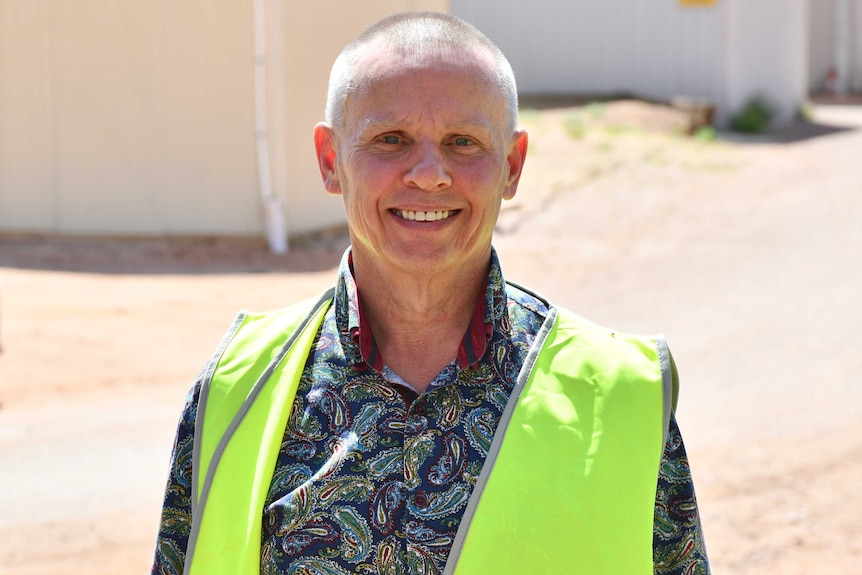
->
xmin=0 ymin=1 xmax=55 ymax=230
xmin=153 ymin=0 xmax=260 ymax=234
xmin=50 ymin=0 xmax=162 ymax=233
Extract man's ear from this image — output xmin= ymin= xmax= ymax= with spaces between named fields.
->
xmin=314 ymin=122 xmax=342 ymax=196
xmin=503 ymin=130 xmax=528 ymax=201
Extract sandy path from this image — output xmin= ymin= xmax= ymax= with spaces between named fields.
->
xmin=1 ymin=102 xmax=861 ymax=574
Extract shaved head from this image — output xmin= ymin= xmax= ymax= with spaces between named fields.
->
xmin=325 ymin=12 xmax=518 ymax=136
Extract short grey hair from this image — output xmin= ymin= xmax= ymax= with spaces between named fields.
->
xmin=325 ymin=11 xmax=518 ymax=135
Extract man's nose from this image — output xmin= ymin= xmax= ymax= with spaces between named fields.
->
xmin=403 ymin=143 xmax=452 ymax=191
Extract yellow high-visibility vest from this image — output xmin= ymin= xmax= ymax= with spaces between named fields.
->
xmin=184 ymin=287 xmax=674 ymax=575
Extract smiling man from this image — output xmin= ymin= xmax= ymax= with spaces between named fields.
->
xmin=152 ymin=11 xmax=709 ymax=575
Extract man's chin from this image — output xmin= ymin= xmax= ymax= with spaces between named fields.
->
xmin=372 ymin=245 xmax=491 ymax=280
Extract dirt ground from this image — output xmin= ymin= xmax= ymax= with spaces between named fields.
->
xmin=1 ymin=100 xmax=861 ymax=574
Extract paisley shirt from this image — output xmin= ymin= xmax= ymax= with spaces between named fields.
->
xmin=152 ymin=248 xmax=710 ymax=575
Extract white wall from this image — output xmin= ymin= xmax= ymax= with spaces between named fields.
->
xmin=453 ymin=0 xmax=726 ymax=105
xmin=453 ymin=0 xmax=810 ymax=127
xmin=852 ymin=0 xmax=862 ymax=91
xmin=725 ymin=0 xmax=808 ymax=124
xmin=808 ymin=0 xmax=862 ymax=94
xmin=809 ymin=0 xmax=838 ymax=92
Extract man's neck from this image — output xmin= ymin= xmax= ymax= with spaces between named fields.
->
xmin=351 ymin=251 xmax=490 ymax=392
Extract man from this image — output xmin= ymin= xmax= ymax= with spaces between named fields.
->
xmin=152 ymin=11 xmax=709 ymax=575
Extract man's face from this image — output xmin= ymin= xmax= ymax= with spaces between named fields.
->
xmin=315 ymin=45 xmax=527 ymax=279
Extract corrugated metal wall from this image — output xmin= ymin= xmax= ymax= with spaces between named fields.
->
xmin=452 ymin=0 xmax=726 ymax=104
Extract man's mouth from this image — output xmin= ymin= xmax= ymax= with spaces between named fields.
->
xmin=392 ymin=209 xmax=457 ymax=222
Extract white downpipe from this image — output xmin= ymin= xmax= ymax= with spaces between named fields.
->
xmin=254 ymin=0 xmax=288 ymax=254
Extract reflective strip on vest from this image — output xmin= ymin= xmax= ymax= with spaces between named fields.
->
xmin=186 ymin=288 xmax=671 ymax=575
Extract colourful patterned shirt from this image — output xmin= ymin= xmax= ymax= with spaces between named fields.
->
xmin=152 ymin=248 xmax=709 ymax=575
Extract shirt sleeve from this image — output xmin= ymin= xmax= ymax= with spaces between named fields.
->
xmin=150 ymin=375 xmax=203 ymax=575
xmin=652 ymin=415 xmax=711 ymax=575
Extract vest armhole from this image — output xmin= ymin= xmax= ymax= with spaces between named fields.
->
xmin=655 ymin=334 xmax=677 ymax=449
xmin=185 ymin=287 xmax=335 ymax=574
xmin=191 ymin=310 xmax=250 ymax=514
xmin=184 ymin=310 xmax=249 ymax=574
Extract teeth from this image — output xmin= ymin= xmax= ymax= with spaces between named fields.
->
xmin=396 ymin=210 xmax=453 ymax=222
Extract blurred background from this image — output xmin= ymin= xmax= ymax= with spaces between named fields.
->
xmin=1 ymin=1 xmax=860 ymax=574
xmin=1 ymin=0 xmax=859 ymax=247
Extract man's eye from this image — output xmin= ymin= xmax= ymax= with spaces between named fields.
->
xmin=453 ymin=137 xmax=473 ymax=146
xmin=381 ymin=135 xmax=401 ymax=145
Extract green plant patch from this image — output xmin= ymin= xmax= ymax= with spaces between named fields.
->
xmin=586 ymin=101 xmax=606 ymax=118
xmin=694 ymin=126 xmax=717 ymax=142
xmin=603 ymin=124 xmax=637 ymax=136
xmin=731 ymin=98 xmax=773 ymax=133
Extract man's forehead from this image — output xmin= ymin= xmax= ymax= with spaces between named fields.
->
xmin=335 ymin=39 xmax=509 ymax=137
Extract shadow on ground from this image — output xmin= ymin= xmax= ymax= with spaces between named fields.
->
xmin=720 ymin=119 xmax=857 ymax=144
xmin=725 ymin=93 xmax=862 ymax=144
xmin=0 ymin=233 xmax=350 ymax=275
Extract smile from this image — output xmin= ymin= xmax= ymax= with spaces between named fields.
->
xmin=392 ymin=209 xmax=457 ymax=222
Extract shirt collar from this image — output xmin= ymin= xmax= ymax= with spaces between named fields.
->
xmin=334 ymin=247 xmax=509 ymax=373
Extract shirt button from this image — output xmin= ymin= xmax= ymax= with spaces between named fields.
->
xmin=414 ymin=490 xmax=428 ymax=508
xmin=414 ymin=403 xmax=426 ymax=416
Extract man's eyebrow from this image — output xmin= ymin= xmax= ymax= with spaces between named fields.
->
xmin=357 ymin=119 xmax=404 ymax=133
xmin=447 ymin=120 xmax=495 ymax=133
